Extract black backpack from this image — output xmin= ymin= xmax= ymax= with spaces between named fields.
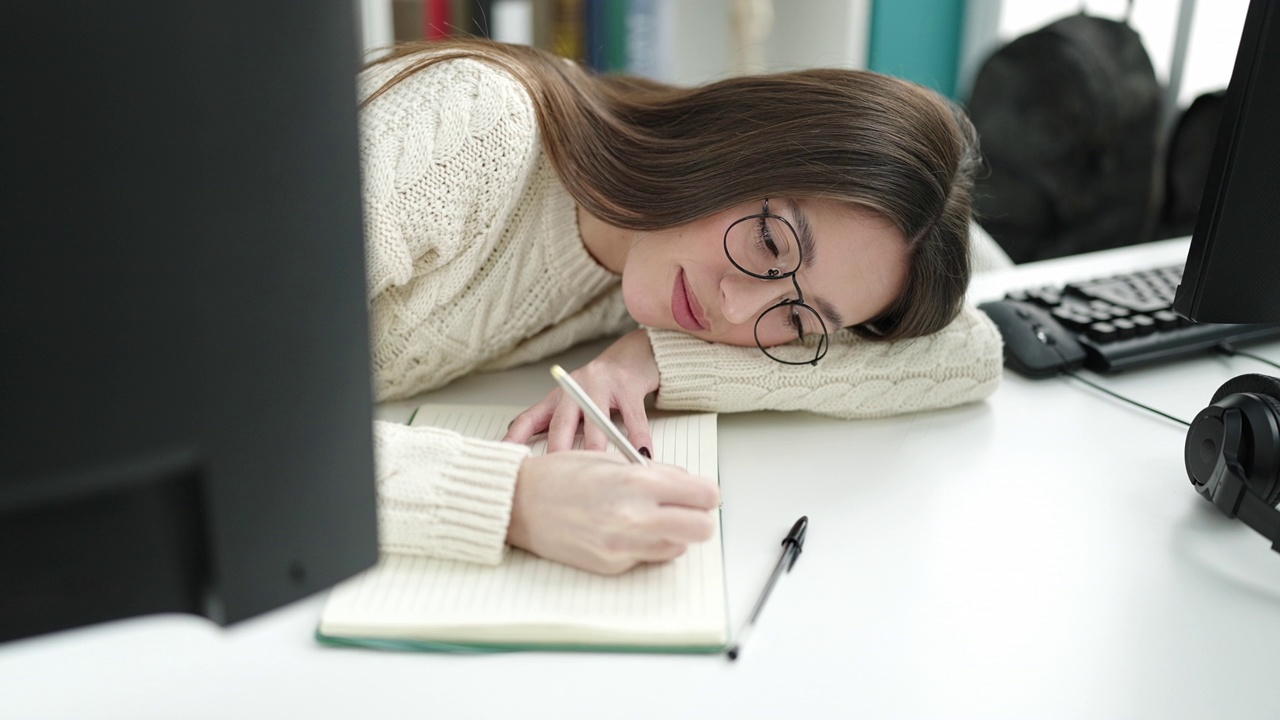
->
xmin=1158 ymin=89 xmax=1227 ymax=239
xmin=967 ymin=13 xmax=1164 ymax=264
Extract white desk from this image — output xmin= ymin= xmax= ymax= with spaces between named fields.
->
xmin=5 ymin=238 xmax=1280 ymax=719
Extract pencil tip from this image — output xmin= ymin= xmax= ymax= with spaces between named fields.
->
xmin=726 ymin=645 xmax=740 ymax=660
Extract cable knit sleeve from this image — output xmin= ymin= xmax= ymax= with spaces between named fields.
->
xmin=373 ymin=420 xmax=530 ymax=565
xmin=648 ymin=304 xmax=1003 ymax=419
xmin=358 ymin=56 xmax=538 ymax=299
xmin=480 ymin=287 xmax=637 ymax=372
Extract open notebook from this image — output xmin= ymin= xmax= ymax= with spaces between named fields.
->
xmin=316 ymin=404 xmax=726 ymax=653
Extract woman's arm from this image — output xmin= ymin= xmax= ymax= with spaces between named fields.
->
xmin=374 ymin=421 xmax=527 ymax=564
xmin=506 ymin=304 xmax=1002 ymax=451
xmin=649 ymin=304 xmax=1003 ymax=419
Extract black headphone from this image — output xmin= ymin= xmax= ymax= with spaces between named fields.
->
xmin=1184 ymin=373 xmax=1280 ymax=550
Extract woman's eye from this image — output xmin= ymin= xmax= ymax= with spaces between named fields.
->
xmin=756 ymin=218 xmax=779 ymax=257
xmin=763 ymin=303 xmax=818 ymax=339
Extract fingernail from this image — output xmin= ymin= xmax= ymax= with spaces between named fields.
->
xmin=639 ymin=446 xmax=652 ymax=459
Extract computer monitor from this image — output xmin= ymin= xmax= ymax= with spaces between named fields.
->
xmin=1173 ymin=0 xmax=1280 ymax=323
xmin=0 ymin=1 xmax=379 ymax=643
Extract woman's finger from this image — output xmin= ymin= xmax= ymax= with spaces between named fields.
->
xmin=637 ymin=541 xmax=687 ymax=564
xmin=503 ymin=392 xmax=558 ymax=444
xmin=616 ymin=400 xmax=653 ymax=460
xmin=545 ymin=395 xmax=584 ymax=452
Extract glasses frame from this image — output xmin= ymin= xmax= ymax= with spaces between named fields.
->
xmin=722 ymin=199 xmax=830 ymax=366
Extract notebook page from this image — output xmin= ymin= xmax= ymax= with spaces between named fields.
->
xmin=319 ymin=406 xmax=725 ymax=647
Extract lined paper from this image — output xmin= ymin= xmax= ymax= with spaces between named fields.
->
xmin=319 ymin=406 xmax=725 ymax=649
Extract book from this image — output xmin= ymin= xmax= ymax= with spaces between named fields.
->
xmin=625 ymin=0 xmax=674 ymax=80
xmin=316 ymin=404 xmax=727 ymax=653
xmin=600 ymin=0 xmax=628 ymax=73
xmin=392 ymin=0 xmax=423 ymax=42
xmin=491 ymin=0 xmax=534 ymax=45
xmin=532 ymin=0 xmax=557 ymax=52
xmin=551 ymin=0 xmax=585 ymax=62
xmin=583 ymin=0 xmax=627 ymax=73
xmin=445 ymin=0 xmax=492 ymax=38
xmin=423 ymin=0 xmax=452 ymax=39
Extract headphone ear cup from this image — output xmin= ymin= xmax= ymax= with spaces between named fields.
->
xmin=1209 ymin=373 xmax=1280 ymax=405
xmin=1204 ymin=374 xmax=1280 ymax=505
xmin=1253 ymin=393 xmax=1280 ymax=505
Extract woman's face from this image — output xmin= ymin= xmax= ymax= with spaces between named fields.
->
xmin=620 ymin=198 xmax=910 ymax=349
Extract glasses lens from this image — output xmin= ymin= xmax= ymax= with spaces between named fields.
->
xmin=757 ymin=304 xmax=829 ymax=365
xmin=726 ymin=214 xmax=801 ymax=278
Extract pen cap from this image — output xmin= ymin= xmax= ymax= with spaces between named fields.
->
xmin=783 ymin=516 xmax=807 ymax=571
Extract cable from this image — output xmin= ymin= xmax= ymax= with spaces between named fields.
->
xmin=1064 ymin=370 xmax=1191 ymax=427
xmin=1217 ymin=342 xmax=1280 ymax=372
xmin=1062 ymin=342 xmax=1280 ymax=428
xmin=1037 ymin=333 xmax=1190 ymax=427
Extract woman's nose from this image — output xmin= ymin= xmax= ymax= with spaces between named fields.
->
xmin=720 ymin=273 xmax=783 ymax=326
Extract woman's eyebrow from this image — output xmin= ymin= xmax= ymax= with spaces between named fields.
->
xmin=815 ymin=297 xmax=844 ymax=330
xmin=786 ymin=200 xmax=845 ymax=329
xmin=785 ymin=199 xmax=818 ymax=268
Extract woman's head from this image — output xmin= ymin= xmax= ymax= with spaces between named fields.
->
xmin=364 ymin=40 xmax=980 ymax=343
xmin=613 ymin=197 xmax=909 ymax=363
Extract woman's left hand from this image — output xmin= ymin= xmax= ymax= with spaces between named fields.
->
xmin=504 ymin=328 xmax=660 ymax=455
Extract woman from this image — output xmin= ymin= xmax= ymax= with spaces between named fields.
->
xmin=362 ymin=39 xmax=1002 ymax=575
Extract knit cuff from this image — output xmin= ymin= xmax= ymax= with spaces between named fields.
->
xmin=377 ymin=428 xmax=530 ymax=565
xmin=647 ymin=328 xmax=724 ymax=412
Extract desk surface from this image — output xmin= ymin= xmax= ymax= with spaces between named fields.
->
xmin=6 ymin=238 xmax=1280 ymax=719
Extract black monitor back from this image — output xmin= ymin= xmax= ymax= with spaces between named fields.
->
xmin=1175 ymin=0 xmax=1280 ymax=323
xmin=0 ymin=0 xmax=379 ymax=642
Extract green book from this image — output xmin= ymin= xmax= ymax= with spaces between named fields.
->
xmin=317 ymin=404 xmax=727 ymax=653
xmin=601 ymin=0 xmax=628 ymax=73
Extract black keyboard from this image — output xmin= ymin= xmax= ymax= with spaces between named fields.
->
xmin=981 ymin=263 xmax=1280 ymax=376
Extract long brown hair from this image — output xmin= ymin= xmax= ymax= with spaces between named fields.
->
xmin=363 ymin=39 xmax=980 ymax=341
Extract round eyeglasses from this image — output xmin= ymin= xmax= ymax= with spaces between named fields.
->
xmin=723 ymin=199 xmax=830 ymax=366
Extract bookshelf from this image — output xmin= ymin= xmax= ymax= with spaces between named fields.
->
xmin=356 ymin=0 xmax=872 ymax=85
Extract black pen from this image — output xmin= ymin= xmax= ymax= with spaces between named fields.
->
xmin=726 ymin=515 xmax=808 ymax=661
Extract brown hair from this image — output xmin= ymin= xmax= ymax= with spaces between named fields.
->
xmin=363 ymin=39 xmax=980 ymax=341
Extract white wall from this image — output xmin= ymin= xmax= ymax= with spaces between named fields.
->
xmin=357 ymin=0 xmax=394 ymax=58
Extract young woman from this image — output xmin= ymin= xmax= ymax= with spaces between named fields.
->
xmin=361 ymin=39 xmax=1002 ymax=575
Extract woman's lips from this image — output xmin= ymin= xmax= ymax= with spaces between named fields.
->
xmin=672 ymin=269 xmax=707 ymax=332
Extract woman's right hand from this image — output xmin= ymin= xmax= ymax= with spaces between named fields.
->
xmin=506 ymin=451 xmax=720 ymax=575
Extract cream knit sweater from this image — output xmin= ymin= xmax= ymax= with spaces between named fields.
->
xmin=361 ymin=56 xmax=1003 ymax=566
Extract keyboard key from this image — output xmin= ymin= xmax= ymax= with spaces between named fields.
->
xmin=1027 ymin=287 xmax=1062 ymax=306
xmin=1111 ymin=317 xmax=1137 ymax=339
xmin=1088 ymin=321 xmax=1118 ymax=343
xmin=1051 ymin=307 xmax=1093 ymax=331
xmin=1131 ymin=314 xmax=1156 ymax=335
xmin=1152 ymin=309 xmax=1181 ymax=330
